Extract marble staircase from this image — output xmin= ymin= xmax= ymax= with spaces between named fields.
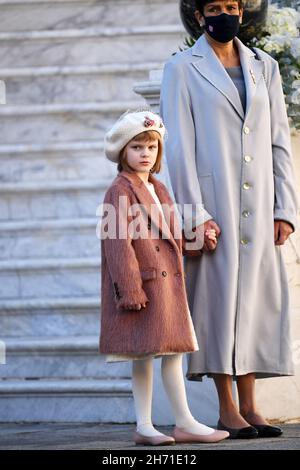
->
xmin=0 ymin=0 xmax=185 ymax=421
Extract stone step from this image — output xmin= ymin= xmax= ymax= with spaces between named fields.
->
xmin=0 ymin=141 xmax=117 ymax=183
xmin=0 ymin=151 xmax=113 ymax=183
xmin=0 ymin=0 xmax=180 ymax=32
xmin=0 ymin=25 xmax=184 ymax=67
xmin=0 ymin=377 xmax=134 ymax=423
xmin=0 ymin=140 xmax=103 ymax=155
xmin=0 ymin=218 xmax=100 ymax=259
xmin=0 ymin=296 xmax=101 ymax=337
xmin=0 ymin=335 xmax=131 ymax=379
xmin=0 ymin=101 xmax=140 ymax=144
xmin=1 ymin=62 xmax=162 ymax=105
xmin=0 ymin=0 xmax=181 ymax=426
xmin=0 ymin=257 xmax=101 ymax=300
xmin=0 ymin=179 xmax=109 ymax=221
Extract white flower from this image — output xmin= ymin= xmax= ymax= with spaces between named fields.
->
xmin=265 ymin=5 xmax=300 ymax=38
xmin=290 ymin=69 xmax=300 ymax=79
xmin=256 ymin=5 xmax=300 ymax=130
xmin=257 ymin=34 xmax=291 ymax=53
xmin=292 ymin=79 xmax=300 ymax=89
xmin=291 ymin=88 xmax=300 ymax=105
xmin=291 ymin=37 xmax=300 ymax=59
xmin=255 ymin=4 xmax=300 ymax=55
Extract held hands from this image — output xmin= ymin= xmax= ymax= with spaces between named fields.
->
xmin=274 ymin=220 xmax=293 ymax=246
xmin=203 ymin=220 xmax=221 ymax=252
xmin=188 ymin=220 xmax=220 ymax=253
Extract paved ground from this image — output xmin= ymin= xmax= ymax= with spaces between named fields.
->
xmin=0 ymin=423 xmax=299 ymax=450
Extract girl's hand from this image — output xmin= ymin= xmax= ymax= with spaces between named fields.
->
xmin=117 ymin=291 xmax=149 ymax=311
xmin=204 ymin=228 xmax=218 ymax=251
xmin=205 ymin=228 xmax=217 ymax=241
xmin=123 ymin=302 xmax=147 ymax=311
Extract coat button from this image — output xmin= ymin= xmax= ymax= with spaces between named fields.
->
xmin=162 ymin=271 xmax=167 ymax=277
xmin=242 ymin=210 xmax=250 ymax=218
xmin=241 ymin=238 xmax=249 ymax=245
xmin=242 ymin=182 xmax=251 ymax=190
xmin=244 ymin=155 xmax=252 ymax=163
xmin=155 ymin=246 xmax=160 ymax=251
xmin=244 ymin=126 xmax=250 ymax=134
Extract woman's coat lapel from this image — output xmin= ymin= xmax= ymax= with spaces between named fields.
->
xmin=191 ymin=34 xmax=265 ymax=120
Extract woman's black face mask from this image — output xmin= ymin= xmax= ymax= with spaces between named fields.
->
xmin=203 ymin=13 xmax=240 ymax=43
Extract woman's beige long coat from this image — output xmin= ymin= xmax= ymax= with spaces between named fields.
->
xmin=99 ymin=170 xmax=198 ymax=355
xmin=160 ymin=34 xmax=298 ymax=380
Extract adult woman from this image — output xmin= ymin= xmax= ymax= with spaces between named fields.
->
xmin=160 ymin=0 xmax=298 ymax=438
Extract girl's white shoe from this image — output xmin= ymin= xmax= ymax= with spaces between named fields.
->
xmin=172 ymin=426 xmax=229 ymax=443
xmin=134 ymin=431 xmax=175 ymax=446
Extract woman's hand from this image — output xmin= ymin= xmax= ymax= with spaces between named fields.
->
xmin=274 ymin=220 xmax=293 ymax=246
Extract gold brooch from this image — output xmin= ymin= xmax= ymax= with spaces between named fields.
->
xmin=250 ymin=68 xmax=256 ymax=85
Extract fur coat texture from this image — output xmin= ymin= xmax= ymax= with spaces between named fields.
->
xmin=99 ymin=170 xmax=199 ymax=355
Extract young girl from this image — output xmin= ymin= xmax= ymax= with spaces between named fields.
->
xmin=99 ymin=109 xmax=228 ymax=446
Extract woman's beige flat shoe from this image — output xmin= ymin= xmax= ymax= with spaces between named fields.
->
xmin=172 ymin=426 xmax=229 ymax=443
xmin=134 ymin=431 xmax=175 ymax=446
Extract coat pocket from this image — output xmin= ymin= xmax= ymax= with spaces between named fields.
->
xmin=198 ymin=173 xmax=217 ymax=220
xmin=140 ymin=267 xmax=157 ymax=282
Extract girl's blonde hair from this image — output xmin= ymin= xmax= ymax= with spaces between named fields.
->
xmin=117 ymin=130 xmax=163 ymax=174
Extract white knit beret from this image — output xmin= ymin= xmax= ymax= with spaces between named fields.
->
xmin=104 ymin=108 xmax=166 ymax=163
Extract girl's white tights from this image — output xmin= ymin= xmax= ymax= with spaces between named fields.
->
xmin=132 ymin=353 xmax=215 ymax=437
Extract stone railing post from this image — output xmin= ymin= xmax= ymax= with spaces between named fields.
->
xmin=0 ymin=80 xmax=5 ymax=104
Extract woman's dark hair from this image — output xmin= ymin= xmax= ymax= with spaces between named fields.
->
xmin=195 ymin=0 xmax=243 ymax=15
